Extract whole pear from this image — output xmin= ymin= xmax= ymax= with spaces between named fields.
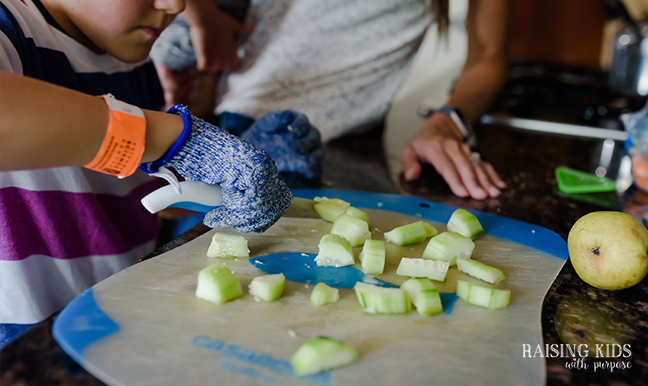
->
xmin=568 ymin=211 xmax=648 ymax=290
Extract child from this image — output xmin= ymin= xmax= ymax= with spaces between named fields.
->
xmin=0 ymin=0 xmax=292 ymax=347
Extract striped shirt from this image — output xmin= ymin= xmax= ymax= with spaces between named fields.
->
xmin=0 ymin=0 xmax=164 ymax=324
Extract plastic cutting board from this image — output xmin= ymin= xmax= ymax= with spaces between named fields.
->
xmin=53 ymin=189 xmax=568 ymax=386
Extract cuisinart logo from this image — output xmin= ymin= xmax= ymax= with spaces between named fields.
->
xmin=523 ymin=344 xmax=632 ymax=372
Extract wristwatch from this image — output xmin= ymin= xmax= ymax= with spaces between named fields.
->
xmin=436 ymin=105 xmax=475 ymax=144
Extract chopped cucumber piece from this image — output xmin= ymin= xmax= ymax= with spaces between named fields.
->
xmin=310 ymin=282 xmax=340 ymax=307
xmin=423 ymin=222 xmax=437 ymax=238
xmin=290 ymin=337 xmax=358 ymax=376
xmin=248 ymin=273 xmax=285 ymax=302
xmin=315 ymin=234 xmax=355 ymax=267
xmin=358 ymin=239 xmax=385 ymax=275
xmin=456 ymin=258 xmax=506 ymax=284
xmin=400 ymin=278 xmax=443 ymax=316
xmin=195 ymin=264 xmax=244 ymax=304
xmin=447 ymin=209 xmax=484 ymax=239
xmin=330 ymin=213 xmax=371 ymax=247
xmin=456 ymin=280 xmax=510 ymax=309
xmin=345 ymin=206 xmax=371 ymax=227
xmin=383 ymin=221 xmax=437 ymax=246
xmin=422 ymin=232 xmax=475 ymax=265
xmin=313 ymin=197 xmax=351 ymax=223
xmin=354 ymin=282 xmax=411 ymax=314
xmin=396 ymin=257 xmax=449 ymax=281
xmin=206 ymin=232 xmax=249 ymax=258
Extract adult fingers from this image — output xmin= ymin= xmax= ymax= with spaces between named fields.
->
xmin=413 ymin=141 xmax=471 ymax=198
xmin=472 ymin=161 xmax=501 ymax=197
xmin=482 ymin=162 xmax=507 ymax=189
xmin=443 ymin=142 xmax=487 ymax=199
xmin=400 ymin=143 xmax=423 ymax=182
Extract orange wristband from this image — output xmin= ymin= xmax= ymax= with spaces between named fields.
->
xmin=84 ymin=94 xmax=146 ymax=178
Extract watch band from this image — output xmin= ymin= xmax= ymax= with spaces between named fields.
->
xmin=436 ymin=105 xmax=474 ymax=142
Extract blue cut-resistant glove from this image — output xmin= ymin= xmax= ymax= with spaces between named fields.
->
xmin=240 ymin=110 xmax=325 ymax=180
xmin=141 ymin=105 xmax=292 ymax=233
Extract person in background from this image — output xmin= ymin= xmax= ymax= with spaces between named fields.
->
xmin=151 ymin=0 xmax=510 ymax=200
xmin=0 ymin=0 xmax=294 ymax=348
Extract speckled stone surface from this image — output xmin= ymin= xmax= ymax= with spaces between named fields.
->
xmin=2 ymin=124 xmax=647 ymax=385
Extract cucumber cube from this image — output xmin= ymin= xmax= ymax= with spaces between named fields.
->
xmin=422 ymin=232 xmax=475 ymax=265
xmin=358 ymin=239 xmax=385 ymax=275
xmin=354 ymin=282 xmax=411 ymax=314
xmin=195 ymin=264 xmax=244 ymax=304
xmin=383 ymin=221 xmax=437 ymax=246
xmin=248 ymin=273 xmax=285 ymax=302
xmin=313 ymin=197 xmax=351 ymax=223
xmin=447 ymin=209 xmax=484 ymax=239
xmin=206 ymin=232 xmax=249 ymax=258
xmin=315 ymin=234 xmax=355 ymax=267
xmin=456 ymin=280 xmax=510 ymax=309
xmin=310 ymin=282 xmax=340 ymax=307
xmin=456 ymin=258 xmax=506 ymax=284
xmin=400 ymin=278 xmax=443 ymax=316
xmin=290 ymin=337 xmax=358 ymax=376
xmin=396 ymin=257 xmax=449 ymax=281
xmin=331 ymin=213 xmax=371 ymax=247
xmin=345 ymin=206 xmax=371 ymax=227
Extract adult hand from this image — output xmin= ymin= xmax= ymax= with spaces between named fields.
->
xmin=400 ymin=113 xmax=505 ymax=199
xmin=141 ymin=105 xmax=292 ymax=232
xmin=154 ymin=64 xmax=216 ymax=119
xmin=190 ymin=7 xmax=249 ymax=74
xmin=242 ymin=110 xmax=325 ymax=180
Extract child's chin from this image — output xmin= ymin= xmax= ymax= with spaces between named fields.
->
xmin=111 ymin=46 xmax=153 ymax=64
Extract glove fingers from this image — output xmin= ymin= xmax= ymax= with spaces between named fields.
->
xmin=253 ymin=110 xmax=296 ymax=133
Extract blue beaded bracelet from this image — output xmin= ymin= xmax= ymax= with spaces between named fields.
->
xmin=140 ymin=104 xmax=192 ymax=173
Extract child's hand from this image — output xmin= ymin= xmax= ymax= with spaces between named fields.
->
xmin=241 ymin=111 xmax=325 ymax=180
xmin=142 ymin=105 xmax=292 ymax=233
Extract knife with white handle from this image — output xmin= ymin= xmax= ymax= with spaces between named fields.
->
xmin=140 ymin=167 xmax=319 ymax=218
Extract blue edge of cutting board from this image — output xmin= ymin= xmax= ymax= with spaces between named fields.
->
xmin=52 ymin=188 xmax=569 ymax=374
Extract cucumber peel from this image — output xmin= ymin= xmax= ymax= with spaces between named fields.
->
xmin=206 ymin=232 xmax=249 ymax=258
xmin=313 ymin=197 xmax=351 ymax=222
xmin=396 ymin=257 xmax=449 ymax=281
xmin=315 ymin=234 xmax=355 ymax=267
xmin=310 ymin=282 xmax=340 ymax=307
xmin=456 ymin=280 xmax=510 ymax=309
xmin=354 ymin=282 xmax=411 ymax=314
xmin=358 ymin=239 xmax=385 ymax=275
xmin=330 ymin=213 xmax=371 ymax=247
xmin=456 ymin=258 xmax=506 ymax=284
xmin=422 ymin=231 xmax=475 ymax=265
xmin=195 ymin=264 xmax=244 ymax=304
xmin=290 ymin=337 xmax=358 ymax=376
xmin=400 ymin=278 xmax=443 ymax=316
xmin=384 ymin=221 xmax=437 ymax=246
xmin=447 ymin=209 xmax=484 ymax=239
xmin=248 ymin=273 xmax=285 ymax=302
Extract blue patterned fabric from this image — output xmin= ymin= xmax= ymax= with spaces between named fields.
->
xmin=142 ymin=105 xmax=292 ymax=232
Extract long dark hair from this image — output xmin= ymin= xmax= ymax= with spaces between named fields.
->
xmin=431 ymin=0 xmax=450 ymax=36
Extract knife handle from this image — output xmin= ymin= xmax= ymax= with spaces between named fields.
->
xmin=141 ymin=181 xmax=223 ymax=214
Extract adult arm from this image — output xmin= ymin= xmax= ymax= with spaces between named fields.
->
xmin=400 ymin=0 xmax=510 ymax=199
xmin=0 ymin=72 xmax=182 ymax=170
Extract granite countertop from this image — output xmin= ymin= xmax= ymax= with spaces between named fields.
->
xmin=2 ymin=123 xmax=647 ymax=386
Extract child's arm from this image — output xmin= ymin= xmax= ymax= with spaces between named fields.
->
xmin=0 ymin=72 xmax=182 ymax=170
xmin=0 ymin=72 xmax=292 ymax=233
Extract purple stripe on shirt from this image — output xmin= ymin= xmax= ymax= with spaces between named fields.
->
xmin=0 ymin=181 xmax=160 ymax=261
